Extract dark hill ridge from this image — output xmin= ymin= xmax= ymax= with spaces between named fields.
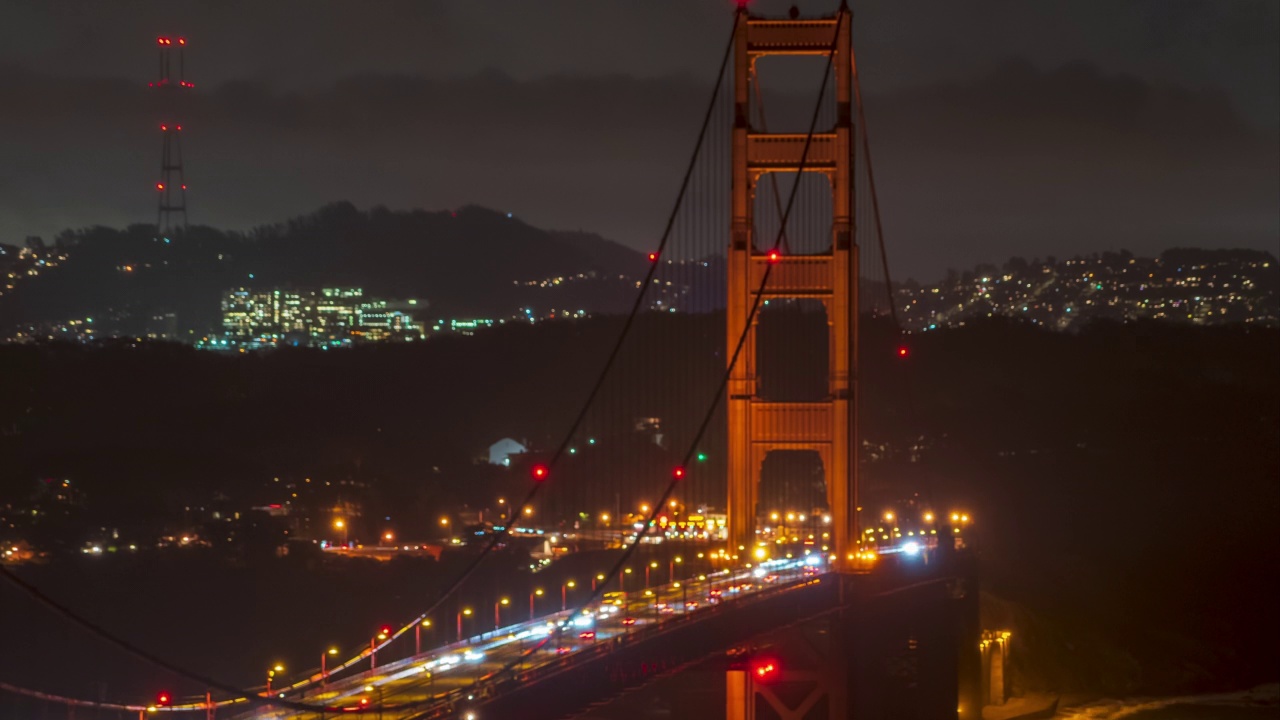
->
xmin=0 ymin=203 xmax=647 ymax=333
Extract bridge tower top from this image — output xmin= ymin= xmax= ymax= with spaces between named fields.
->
xmin=726 ymin=4 xmax=860 ymax=569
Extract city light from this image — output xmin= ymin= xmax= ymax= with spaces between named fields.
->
xmin=531 ymin=463 xmax=549 ymax=481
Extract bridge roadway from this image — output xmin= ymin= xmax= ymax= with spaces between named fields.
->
xmin=232 ymin=557 xmax=825 ymax=720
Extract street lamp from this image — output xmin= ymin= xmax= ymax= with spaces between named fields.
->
xmin=362 ymin=685 xmax=384 ymax=720
xmin=333 ymin=518 xmax=348 ymax=546
xmin=321 ymin=648 xmax=338 ymax=688
xmin=416 ymin=619 xmax=431 ymax=655
xmin=529 ymin=588 xmax=544 ymax=620
xmin=592 ymin=573 xmax=606 ymax=591
xmin=371 ymin=625 xmax=390 ymax=669
xmin=497 ymin=497 xmax=507 ymax=521
xmin=884 ymin=510 xmax=895 ymax=523
xmin=382 ymin=531 xmax=394 ymax=544
xmin=646 ymin=561 xmax=658 ymax=587
xmin=561 ymin=580 xmax=576 ymax=611
xmin=456 ymin=607 xmax=472 ymax=642
xmin=265 ymin=664 xmax=284 ymax=694
xmin=495 ymin=597 xmax=510 ymax=629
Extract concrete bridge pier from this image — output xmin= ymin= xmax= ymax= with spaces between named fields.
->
xmin=841 ymin=564 xmax=981 ymax=719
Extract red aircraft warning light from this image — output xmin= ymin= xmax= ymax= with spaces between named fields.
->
xmin=672 ymin=466 xmax=685 ymax=480
xmin=648 ymin=252 xmax=659 ymax=262
xmin=155 ymin=691 xmax=172 ymax=707
xmin=531 ymin=464 xmax=550 ymax=481
xmin=767 ymin=250 xmax=781 ymax=263
xmin=897 ymin=345 xmax=909 ymax=358
xmin=752 ymin=659 xmax=779 ymax=682
xmin=156 ymin=183 xmax=165 ymax=191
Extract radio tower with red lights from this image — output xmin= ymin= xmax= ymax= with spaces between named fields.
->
xmin=150 ymin=36 xmax=192 ymax=237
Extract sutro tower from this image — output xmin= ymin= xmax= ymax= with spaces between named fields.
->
xmin=149 ymin=36 xmax=193 ymax=237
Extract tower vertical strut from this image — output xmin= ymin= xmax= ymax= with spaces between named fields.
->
xmin=727 ymin=7 xmax=858 ymax=565
xmin=152 ymin=36 xmax=190 ymax=236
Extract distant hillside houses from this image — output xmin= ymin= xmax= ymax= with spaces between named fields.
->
xmin=898 ymin=249 xmax=1278 ymax=332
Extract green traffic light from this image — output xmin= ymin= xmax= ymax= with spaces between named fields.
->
xmin=697 ymin=453 xmax=707 ymax=462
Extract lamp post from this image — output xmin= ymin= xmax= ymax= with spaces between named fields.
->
xmin=456 ymin=607 xmax=472 ymax=642
xmin=672 ymin=556 xmax=684 ymax=608
xmin=265 ymin=664 xmax=284 ymax=694
xmin=362 ymin=685 xmax=384 ymax=720
xmin=371 ymin=626 xmax=389 ymax=670
xmin=494 ymin=598 xmax=509 ymax=630
xmin=592 ymin=573 xmax=605 ymax=591
xmin=646 ymin=561 xmax=658 ymax=588
xmin=321 ymin=648 xmax=338 ymax=688
xmin=561 ymin=580 xmax=576 ymax=611
xmin=415 ymin=619 xmax=431 ymax=656
xmin=333 ymin=518 xmax=347 ymax=547
xmin=529 ymin=589 xmax=543 ymax=620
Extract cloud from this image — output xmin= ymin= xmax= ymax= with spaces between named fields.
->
xmin=0 ymin=59 xmax=1274 ymax=280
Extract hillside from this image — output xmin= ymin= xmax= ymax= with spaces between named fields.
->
xmin=0 ymin=203 xmax=647 ymax=335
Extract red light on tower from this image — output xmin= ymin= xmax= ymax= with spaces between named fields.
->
xmin=672 ymin=466 xmax=685 ymax=480
xmin=160 ymin=124 xmax=167 ymax=131
xmin=155 ymin=691 xmax=172 ymax=707
xmin=752 ymin=659 xmax=779 ymax=682
xmin=896 ymin=345 xmax=909 ymax=358
xmin=156 ymin=183 xmax=165 ymax=191
xmin=648 ymin=252 xmax=659 ymax=262
xmin=531 ymin=464 xmax=549 ymax=481
xmin=767 ymin=250 xmax=781 ymax=263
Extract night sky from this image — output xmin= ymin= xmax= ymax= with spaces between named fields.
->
xmin=1 ymin=0 xmax=1276 ymax=280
